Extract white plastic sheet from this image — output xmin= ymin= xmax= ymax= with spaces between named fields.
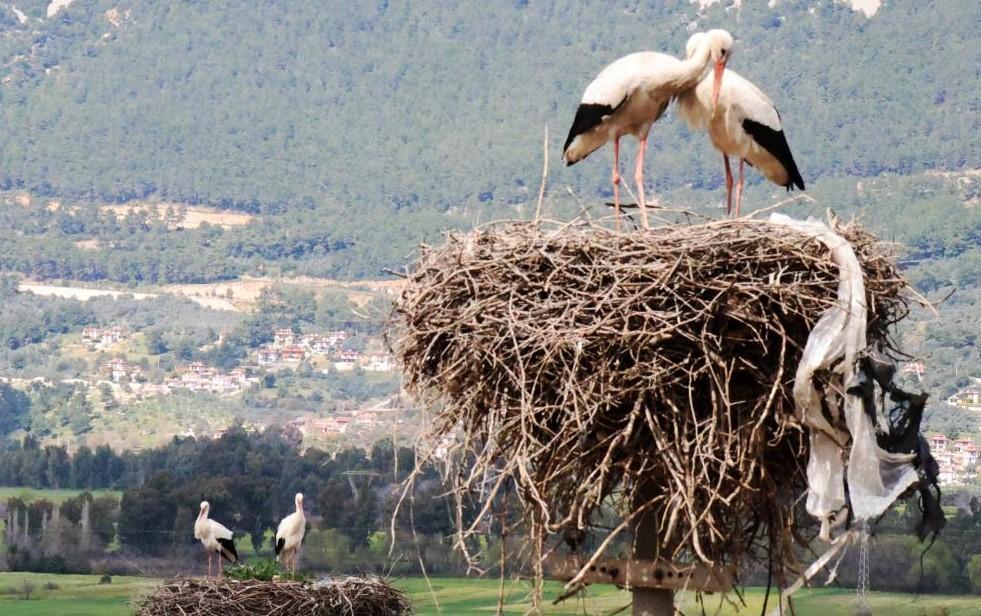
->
xmin=768 ymin=214 xmax=918 ymax=532
xmin=764 ymin=214 xmax=919 ymax=614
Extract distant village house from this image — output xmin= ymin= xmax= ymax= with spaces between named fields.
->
xmin=900 ymin=361 xmax=926 ymax=380
xmin=166 ymin=362 xmax=258 ymax=394
xmin=84 ymin=326 xmax=125 ymax=347
xmin=280 ymin=345 xmax=306 ymax=362
xmin=363 ymin=353 xmax=396 ymax=372
xmin=257 ymin=329 xmax=349 ymax=365
xmin=928 ymin=434 xmax=979 ymax=484
xmin=332 ymin=350 xmax=361 ymax=372
xmin=309 ymin=416 xmax=351 ymax=435
xmin=947 ymin=385 xmax=981 ymax=410
xmin=102 ymin=358 xmax=142 ymax=383
xmin=257 ymin=346 xmax=281 ymax=366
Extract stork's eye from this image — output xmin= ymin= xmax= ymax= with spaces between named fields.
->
xmin=720 ymin=49 xmax=727 ymax=57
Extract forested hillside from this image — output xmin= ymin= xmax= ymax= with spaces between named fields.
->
xmin=1 ymin=0 xmax=977 ymax=211
xmin=0 ymin=1 xmax=977 ymax=405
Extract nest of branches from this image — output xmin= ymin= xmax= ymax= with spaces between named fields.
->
xmin=135 ymin=576 xmax=411 ymax=616
xmin=389 ymin=216 xmax=910 ymax=581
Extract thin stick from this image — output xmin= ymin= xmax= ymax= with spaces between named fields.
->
xmin=496 ymin=489 xmax=509 ymax=616
xmin=534 ymin=126 xmax=549 ymax=223
xmin=743 ymin=193 xmax=816 ymax=219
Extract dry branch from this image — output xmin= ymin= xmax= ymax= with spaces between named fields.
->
xmin=388 ymin=216 xmax=909 ymax=587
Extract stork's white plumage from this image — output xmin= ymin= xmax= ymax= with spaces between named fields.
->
xmin=563 ymin=29 xmax=734 ymax=229
xmin=275 ymin=492 xmax=306 ymax=575
xmin=193 ymin=501 xmax=238 ymax=577
xmin=677 ymin=35 xmax=804 ymax=216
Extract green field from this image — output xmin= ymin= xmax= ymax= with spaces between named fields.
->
xmin=401 ymin=578 xmax=981 ymax=616
xmin=0 ymin=573 xmax=156 ymax=615
xmin=0 ymin=488 xmax=122 ymax=504
xmin=0 ymin=573 xmax=978 ymax=615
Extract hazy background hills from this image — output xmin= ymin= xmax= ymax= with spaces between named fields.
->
xmin=1 ymin=0 xmax=977 ymax=209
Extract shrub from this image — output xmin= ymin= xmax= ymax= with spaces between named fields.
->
xmin=968 ymin=554 xmax=981 ymax=594
xmin=224 ymin=560 xmax=282 ymax=582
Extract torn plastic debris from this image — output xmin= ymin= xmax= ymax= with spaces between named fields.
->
xmin=771 ymin=213 xmax=918 ymax=538
xmin=765 ymin=214 xmax=941 ymax=613
xmin=848 ymin=347 xmax=945 ymax=541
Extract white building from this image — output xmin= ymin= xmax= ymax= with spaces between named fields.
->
xmin=948 ymin=386 xmax=981 ymax=409
xmin=363 ymin=353 xmax=396 ymax=372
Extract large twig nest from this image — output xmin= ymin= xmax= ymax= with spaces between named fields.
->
xmin=389 ymin=215 xmax=910 ymax=578
xmin=135 ymin=576 xmax=411 ymax=616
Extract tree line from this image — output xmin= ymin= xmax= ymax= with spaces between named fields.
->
xmin=0 ymin=424 xmax=459 ymax=571
xmin=1 ymin=426 xmax=980 ymax=592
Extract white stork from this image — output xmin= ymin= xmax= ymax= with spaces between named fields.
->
xmin=677 ymin=33 xmax=804 ymax=216
xmin=563 ymin=29 xmax=734 ymax=229
xmin=275 ymin=492 xmax=306 ymax=576
xmin=193 ymin=501 xmax=238 ymax=577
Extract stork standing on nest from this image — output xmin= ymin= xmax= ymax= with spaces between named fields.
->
xmin=677 ymin=33 xmax=804 ymax=216
xmin=193 ymin=501 xmax=238 ymax=577
xmin=275 ymin=493 xmax=306 ymax=576
xmin=562 ymin=29 xmax=734 ymax=229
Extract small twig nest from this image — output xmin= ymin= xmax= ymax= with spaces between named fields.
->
xmin=135 ymin=576 xmax=411 ymax=616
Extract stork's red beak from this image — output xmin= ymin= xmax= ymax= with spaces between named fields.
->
xmin=712 ymin=60 xmax=726 ymax=109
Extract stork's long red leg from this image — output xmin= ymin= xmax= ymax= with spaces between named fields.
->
xmin=612 ymin=136 xmax=622 ymax=230
xmin=634 ymin=135 xmax=650 ymax=230
xmin=207 ymin=552 xmax=212 ymax=578
xmin=723 ymin=155 xmax=733 ymax=215
xmin=734 ymin=158 xmax=746 ymax=217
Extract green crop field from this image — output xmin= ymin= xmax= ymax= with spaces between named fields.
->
xmin=0 ymin=573 xmax=156 ymax=616
xmin=0 ymin=573 xmax=978 ymax=615
xmin=0 ymin=488 xmax=122 ymax=504
xmin=400 ymin=578 xmax=981 ymax=615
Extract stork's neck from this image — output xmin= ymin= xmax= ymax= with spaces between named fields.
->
xmin=194 ymin=508 xmax=207 ymax=537
xmin=673 ymin=43 xmax=713 ymax=93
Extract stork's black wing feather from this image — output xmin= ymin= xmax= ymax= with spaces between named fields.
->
xmin=742 ymin=119 xmax=805 ymax=190
xmin=563 ymin=102 xmax=619 ymax=163
xmin=563 ymin=104 xmax=613 ymax=156
xmin=217 ymin=536 xmax=239 ymax=563
xmin=275 ymin=536 xmax=285 ymax=556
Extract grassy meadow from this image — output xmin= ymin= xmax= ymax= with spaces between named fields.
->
xmin=0 ymin=573 xmax=978 ymax=615
xmin=0 ymin=573 xmax=156 ymax=616
xmin=0 ymin=488 xmax=122 ymax=504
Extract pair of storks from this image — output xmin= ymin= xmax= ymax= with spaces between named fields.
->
xmin=563 ymin=29 xmax=804 ymax=228
xmin=193 ymin=493 xmax=306 ymax=577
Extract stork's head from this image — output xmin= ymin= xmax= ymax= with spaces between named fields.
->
xmin=686 ymin=29 xmax=733 ymax=109
xmin=295 ymin=493 xmax=304 ymax=509
xmin=684 ymin=32 xmax=706 ymax=60
xmin=199 ymin=501 xmax=210 ymax=516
